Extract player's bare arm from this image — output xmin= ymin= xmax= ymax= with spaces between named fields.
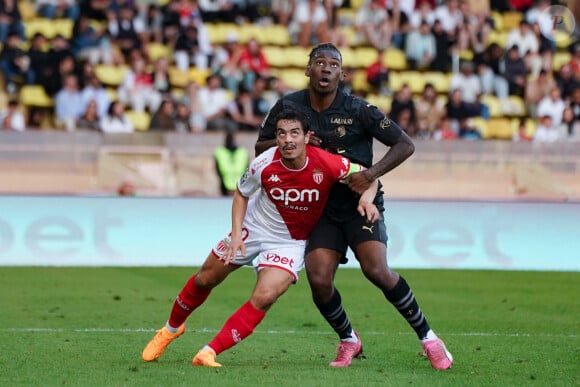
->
xmin=348 ymin=131 xmax=415 ymax=195
xmin=224 ymin=188 xmax=248 ymax=265
xmin=357 ymin=179 xmax=379 ymax=223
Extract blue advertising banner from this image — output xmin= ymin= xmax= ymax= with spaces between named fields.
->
xmin=0 ymin=196 xmax=578 ymax=271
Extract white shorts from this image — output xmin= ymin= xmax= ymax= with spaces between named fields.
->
xmin=211 ymin=225 xmax=306 ymax=282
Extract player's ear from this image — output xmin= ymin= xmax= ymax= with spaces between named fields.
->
xmin=305 ymin=66 xmax=311 ymax=77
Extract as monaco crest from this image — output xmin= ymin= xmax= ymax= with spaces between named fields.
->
xmin=313 ymin=169 xmax=323 ymax=184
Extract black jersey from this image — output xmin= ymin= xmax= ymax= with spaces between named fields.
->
xmin=258 ymin=89 xmax=405 ymax=220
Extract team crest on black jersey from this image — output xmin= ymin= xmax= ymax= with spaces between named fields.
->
xmin=380 ymin=116 xmax=391 ymax=129
xmin=313 ymin=169 xmax=323 ymax=184
xmin=335 ymin=125 xmax=346 ymax=137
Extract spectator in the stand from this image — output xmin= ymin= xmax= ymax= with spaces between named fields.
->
xmin=181 ymin=80 xmax=205 ymax=133
xmin=212 ymin=32 xmax=244 ymax=94
xmin=366 ymin=48 xmax=390 ymax=95
xmin=151 ymin=56 xmax=172 ymax=97
xmin=174 ymin=24 xmax=212 ymax=72
xmin=512 ymin=119 xmax=533 ymax=142
xmin=430 ymin=19 xmax=452 ymax=72
xmin=355 ymin=0 xmax=393 ymax=50
xmin=35 ymin=0 xmax=79 ymax=19
xmin=289 ymin=0 xmax=329 ymax=48
xmin=225 ymin=83 xmax=267 ymax=132
xmin=526 ymin=0 xmax=554 ymax=48
xmin=43 ymin=34 xmax=76 ymax=96
xmin=26 ymin=33 xmax=49 ymax=86
xmin=569 ymin=44 xmax=580 ymax=80
xmin=238 ymin=38 xmax=272 ymax=90
xmin=145 ymin=3 xmax=164 ymax=44
xmin=108 ymin=3 xmax=146 ymax=60
xmin=506 ymin=20 xmax=541 ymax=77
xmin=213 ymin=131 xmax=249 ymax=196
xmin=556 ymin=64 xmax=580 ymax=101
xmin=55 ymin=73 xmax=84 ymax=131
xmin=174 ymin=102 xmax=195 ymax=133
xmin=27 ymin=108 xmax=50 ymax=130
xmin=0 ymin=99 xmax=26 ymax=131
xmin=80 ymin=75 xmax=111 ymax=119
xmin=77 ymin=100 xmax=101 ymax=131
xmin=263 ymin=76 xmax=291 ymax=109
xmin=198 ymin=0 xmax=236 ymax=23
xmin=530 ymin=22 xmax=554 ymax=73
xmin=434 ymin=0 xmax=463 ymax=35
xmin=198 ymin=73 xmax=236 ymax=133
xmin=405 ymin=21 xmax=436 ymax=70
xmin=525 ymin=70 xmax=556 ymax=119
xmin=0 ymin=0 xmax=25 ymax=42
xmin=0 ymin=32 xmax=32 ymax=93
xmin=502 ymin=45 xmax=528 ymax=97
xmin=475 ymin=42 xmax=509 ymax=100
xmin=270 ymin=0 xmax=294 ymax=26
xmin=409 ymin=0 xmax=436 ymax=30
xmin=445 ymin=88 xmax=473 ymax=134
xmin=558 ymin=106 xmax=580 ymax=142
xmin=71 ymin=15 xmax=113 ymax=65
xmin=433 ymin=117 xmax=458 ymax=140
xmin=118 ymin=55 xmax=163 ymax=113
xmin=396 ymin=107 xmax=418 ymax=137
xmin=390 ymin=84 xmax=416 ymax=129
xmin=570 ymin=87 xmax=580 ymax=124
xmin=78 ymin=0 xmax=110 ymax=21
xmin=99 ymin=100 xmax=134 ymax=133
xmin=415 ymin=83 xmax=445 ymax=139
xmin=450 ymin=61 xmax=481 ymax=114
xmin=537 ymin=86 xmax=566 ymax=128
xmin=385 ymin=0 xmax=408 ymax=50
xmin=149 ymin=98 xmax=176 ymax=131
xmin=533 ymin=115 xmax=560 ymax=143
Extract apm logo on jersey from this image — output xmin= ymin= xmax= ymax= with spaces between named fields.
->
xmin=269 ymin=187 xmax=320 ymax=210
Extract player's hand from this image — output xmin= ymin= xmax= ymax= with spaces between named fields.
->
xmin=223 ymin=236 xmax=246 ymax=265
xmin=348 ymin=170 xmax=374 ymax=195
xmin=308 ymin=131 xmax=323 ymax=147
xmin=357 ymin=201 xmax=379 ymax=223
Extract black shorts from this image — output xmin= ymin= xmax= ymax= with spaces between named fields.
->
xmin=305 ymin=212 xmax=388 ymax=264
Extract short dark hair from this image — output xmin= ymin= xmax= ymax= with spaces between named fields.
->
xmin=308 ymin=43 xmax=342 ymax=66
xmin=274 ymin=108 xmax=310 ymax=133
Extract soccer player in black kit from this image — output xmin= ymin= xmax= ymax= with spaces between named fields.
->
xmin=255 ymin=43 xmax=453 ymax=370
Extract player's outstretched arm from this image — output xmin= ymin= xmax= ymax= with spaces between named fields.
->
xmin=357 ymin=179 xmax=379 ymax=223
xmin=224 ymin=188 xmax=249 ymax=265
xmin=348 ymin=131 xmax=415 ymax=195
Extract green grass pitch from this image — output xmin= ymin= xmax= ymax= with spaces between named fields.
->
xmin=0 ymin=267 xmax=578 ymax=386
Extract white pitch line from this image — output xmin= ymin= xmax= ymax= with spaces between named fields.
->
xmin=0 ymin=328 xmax=577 ymax=338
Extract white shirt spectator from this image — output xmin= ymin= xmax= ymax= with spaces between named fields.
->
xmin=534 ymin=123 xmax=560 ymax=143
xmin=537 ymin=92 xmax=566 ymax=127
xmin=450 ymin=66 xmax=482 ymax=104
xmin=434 ymin=1 xmax=463 ymax=33
xmin=506 ymin=25 xmax=539 ymax=57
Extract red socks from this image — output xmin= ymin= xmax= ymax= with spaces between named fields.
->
xmin=168 ymin=274 xmax=211 ymax=328
xmin=208 ymin=301 xmax=266 ymax=355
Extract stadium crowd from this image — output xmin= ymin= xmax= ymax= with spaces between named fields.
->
xmin=0 ymin=0 xmax=579 ymax=142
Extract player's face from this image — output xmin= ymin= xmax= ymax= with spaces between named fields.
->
xmin=276 ymin=119 xmax=310 ymax=164
xmin=306 ymin=50 xmax=343 ymax=95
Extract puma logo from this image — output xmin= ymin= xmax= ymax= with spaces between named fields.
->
xmin=362 ymin=225 xmax=374 ymax=234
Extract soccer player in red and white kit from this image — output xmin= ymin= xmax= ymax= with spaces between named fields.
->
xmin=142 ymin=108 xmax=379 ymax=367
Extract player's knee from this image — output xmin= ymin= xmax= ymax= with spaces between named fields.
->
xmin=250 ymin=292 xmax=278 ymax=312
xmin=194 ymin=272 xmax=219 ymax=290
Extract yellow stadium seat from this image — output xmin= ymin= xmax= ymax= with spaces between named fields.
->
xmin=105 ymin=88 xmax=117 ymax=101
xmin=204 ymin=23 xmax=238 ymax=45
xmin=94 ymin=65 xmax=129 ymax=87
xmin=488 ymin=31 xmax=508 ymax=48
xmin=351 ymin=70 xmax=371 ymax=94
xmin=18 ymin=1 xmax=36 ymax=21
xmin=354 ymin=46 xmax=378 ymax=68
xmin=422 ymin=71 xmax=451 ymax=94
xmin=487 ymin=117 xmax=513 ymax=139
xmin=505 ymin=95 xmax=527 ymax=117
xmin=274 ymin=69 xmax=308 ymax=91
xmin=168 ymin=67 xmax=189 ymax=88
xmin=258 ymin=24 xmax=291 ymax=46
xmin=511 ymin=118 xmax=537 ymax=137
xmin=262 ymin=45 xmax=291 ymax=68
xmin=553 ymin=52 xmax=571 ymax=71
xmin=383 ymin=48 xmax=407 ymax=71
xmin=147 ymin=43 xmax=171 ymax=61
xmin=20 ymin=85 xmax=53 ymax=107
xmin=188 ymin=68 xmax=211 ymax=86
xmin=365 ymin=94 xmax=392 ymax=112
xmin=125 ymin=110 xmax=151 ymax=131
xmin=470 ymin=117 xmax=490 ymax=139
xmin=237 ymin=24 xmax=262 ymax=44
xmin=53 ymin=18 xmax=73 ymax=39
xmin=340 ymin=47 xmax=357 ymax=69
xmin=480 ymin=95 xmax=502 ymax=117
xmin=284 ymin=46 xmax=312 ymax=68
xmin=338 ymin=26 xmax=359 ymax=47
xmin=501 ymin=12 xmax=523 ymax=31
xmin=553 ymin=30 xmax=573 ymax=49
xmin=402 ymin=71 xmax=426 ymax=94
